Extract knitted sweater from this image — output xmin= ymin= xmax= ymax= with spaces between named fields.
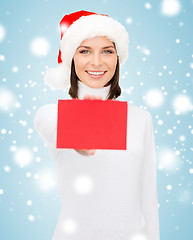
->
xmin=34 ymin=80 xmax=160 ymax=240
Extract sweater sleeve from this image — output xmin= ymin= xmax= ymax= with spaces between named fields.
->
xmin=141 ymin=111 xmax=160 ymax=240
xmin=34 ymin=104 xmax=58 ymax=149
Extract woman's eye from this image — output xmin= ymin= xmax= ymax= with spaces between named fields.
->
xmin=79 ymin=50 xmax=89 ymax=54
xmin=103 ymin=50 xmax=114 ymax=54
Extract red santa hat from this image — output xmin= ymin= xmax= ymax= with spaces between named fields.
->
xmin=44 ymin=10 xmax=129 ymax=89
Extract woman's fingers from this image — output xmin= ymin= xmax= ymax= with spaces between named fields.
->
xmin=83 ymin=94 xmax=103 ymax=100
xmin=81 ymin=149 xmax=96 ymax=155
xmin=96 ymin=95 xmax=102 ymax=100
xmin=87 ymin=149 xmax=96 ymax=155
xmin=75 ymin=149 xmax=96 ymax=156
xmin=83 ymin=94 xmax=91 ymax=99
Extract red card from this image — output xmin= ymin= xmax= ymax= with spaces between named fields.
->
xmin=57 ymin=99 xmax=127 ymax=150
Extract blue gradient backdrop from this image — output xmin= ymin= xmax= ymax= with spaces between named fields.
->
xmin=0 ymin=0 xmax=193 ymax=239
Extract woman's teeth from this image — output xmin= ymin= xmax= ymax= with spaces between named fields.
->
xmin=87 ymin=71 xmax=105 ymax=75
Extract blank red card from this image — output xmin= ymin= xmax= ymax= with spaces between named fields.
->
xmin=57 ymin=99 xmax=128 ymax=150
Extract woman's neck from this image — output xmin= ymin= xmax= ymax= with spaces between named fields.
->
xmin=77 ymin=80 xmax=111 ymax=100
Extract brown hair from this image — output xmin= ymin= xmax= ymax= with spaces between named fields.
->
xmin=68 ymin=57 xmax=121 ymax=99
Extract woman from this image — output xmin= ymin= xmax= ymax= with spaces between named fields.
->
xmin=34 ymin=10 xmax=160 ymax=240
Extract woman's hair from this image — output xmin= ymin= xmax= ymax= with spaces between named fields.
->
xmin=68 ymin=57 xmax=121 ymax=100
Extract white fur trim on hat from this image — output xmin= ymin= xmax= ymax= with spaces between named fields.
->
xmin=44 ymin=63 xmax=70 ymax=89
xmin=44 ymin=14 xmax=129 ymax=90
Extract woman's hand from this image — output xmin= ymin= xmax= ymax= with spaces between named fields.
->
xmin=75 ymin=149 xmax=96 ymax=156
xmin=74 ymin=94 xmax=102 ymax=156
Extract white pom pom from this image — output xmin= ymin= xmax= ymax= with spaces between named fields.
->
xmin=44 ymin=63 xmax=70 ymax=89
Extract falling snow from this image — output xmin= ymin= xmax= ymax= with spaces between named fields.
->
xmin=14 ymin=147 xmax=33 ymax=168
xmin=0 ymin=189 xmax=4 ymax=195
xmin=37 ymin=170 xmax=56 ymax=191
xmin=30 ymin=37 xmax=50 ymax=56
xmin=126 ymin=17 xmax=133 ymax=24
xmin=0 ymin=24 xmax=6 ymax=42
xmin=172 ymin=94 xmax=192 ymax=114
xmin=167 ymin=185 xmax=173 ymax=190
xmin=161 ymin=0 xmax=182 ymax=16
xmin=62 ymin=219 xmax=77 ymax=234
xmin=158 ymin=148 xmax=180 ymax=172
xmin=73 ymin=175 xmax=94 ymax=194
xmin=4 ymin=165 xmax=11 ymax=172
xmin=0 ymin=54 xmax=5 ymax=61
xmin=144 ymin=89 xmax=164 ymax=108
xmin=28 ymin=215 xmax=35 ymax=222
xmin=0 ymin=88 xmax=16 ymax=111
xmin=12 ymin=66 xmax=19 ymax=73
xmin=1 ymin=1 xmax=193 ymax=240
xmin=27 ymin=200 xmax=32 ymax=206
xmin=144 ymin=2 xmax=152 ymax=10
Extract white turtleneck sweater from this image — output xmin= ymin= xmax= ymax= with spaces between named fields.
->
xmin=34 ymin=80 xmax=160 ymax=240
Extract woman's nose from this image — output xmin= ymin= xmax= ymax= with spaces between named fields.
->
xmin=91 ymin=53 xmax=103 ymax=66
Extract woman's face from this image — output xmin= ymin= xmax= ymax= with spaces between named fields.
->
xmin=73 ymin=36 xmax=118 ymax=88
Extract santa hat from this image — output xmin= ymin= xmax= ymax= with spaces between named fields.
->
xmin=44 ymin=10 xmax=129 ymax=89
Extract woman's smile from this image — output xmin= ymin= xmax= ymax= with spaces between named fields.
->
xmin=86 ymin=70 xmax=107 ymax=79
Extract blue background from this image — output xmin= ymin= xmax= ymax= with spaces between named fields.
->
xmin=0 ymin=0 xmax=193 ymax=239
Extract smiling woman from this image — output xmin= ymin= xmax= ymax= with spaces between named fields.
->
xmin=34 ymin=10 xmax=160 ymax=240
